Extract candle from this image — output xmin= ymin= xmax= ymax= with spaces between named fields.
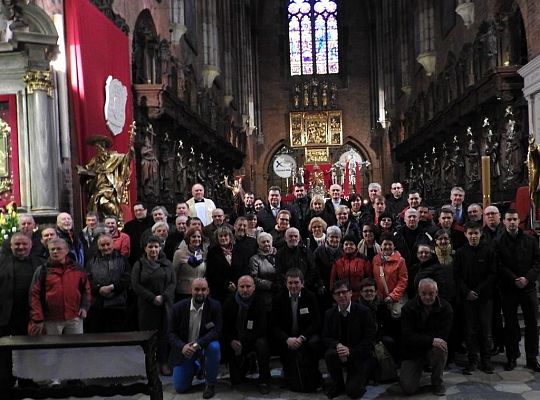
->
xmin=481 ymin=156 xmax=491 ymax=208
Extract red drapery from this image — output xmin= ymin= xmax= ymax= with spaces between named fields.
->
xmin=65 ymin=0 xmax=135 ymax=218
xmin=0 ymin=95 xmax=20 ymax=207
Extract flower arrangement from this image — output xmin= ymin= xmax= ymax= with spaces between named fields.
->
xmin=0 ymin=202 xmax=18 ymax=245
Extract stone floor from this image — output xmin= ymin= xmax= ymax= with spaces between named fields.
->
xmin=26 ymin=345 xmax=540 ymax=400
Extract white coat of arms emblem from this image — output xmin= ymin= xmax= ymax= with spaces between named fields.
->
xmin=104 ymin=76 xmax=127 ymax=135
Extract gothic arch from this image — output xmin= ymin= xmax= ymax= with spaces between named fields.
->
xmin=132 ymin=10 xmax=160 ymax=84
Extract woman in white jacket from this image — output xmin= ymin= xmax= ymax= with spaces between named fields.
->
xmin=172 ymin=227 xmax=208 ymax=301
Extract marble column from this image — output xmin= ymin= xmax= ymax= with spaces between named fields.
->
xmin=23 ymin=70 xmax=59 ymax=214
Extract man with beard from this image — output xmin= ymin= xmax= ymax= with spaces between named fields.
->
xmin=385 ymin=182 xmax=408 ymax=218
xmin=168 ymin=278 xmax=222 ymax=399
xmin=231 ymin=217 xmax=258 ymax=277
xmin=222 ymin=275 xmax=270 ymax=393
xmin=0 ymin=233 xmax=41 ymax=389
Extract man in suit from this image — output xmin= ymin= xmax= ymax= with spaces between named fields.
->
xmin=257 ymin=186 xmax=296 ymax=232
xmin=322 ymin=279 xmax=376 ymax=399
xmin=186 ymin=183 xmax=217 ymax=226
xmin=272 ymin=268 xmax=322 ymax=392
xmin=168 ymin=278 xmax=222 ymax=399
xmin=222 ymin=275 xmax=270 ymax=393
xmin=450 ymin=186 xmax=467 ymax=225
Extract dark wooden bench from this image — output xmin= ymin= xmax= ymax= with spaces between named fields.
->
xmin=0 ymin=330 xmax=163 ymax=400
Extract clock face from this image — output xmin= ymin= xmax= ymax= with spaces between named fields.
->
xmin=273 ymin=154 xmax=296 ymax=178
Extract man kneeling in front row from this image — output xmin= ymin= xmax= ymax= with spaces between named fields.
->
xmin=168 ymin=278 xmax=222 ymax=399
xmin=400 ymin=278 xmax=453 ymax=396
xmin=222 ymin=275 xmax=271 ymax=394
xmin=323 ymin=279 xmax=376 ymax=399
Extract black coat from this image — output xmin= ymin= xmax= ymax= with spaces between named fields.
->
xmin=231 ymin=235 xmax=258 ymax=278
xmin=222 ymin=294 xmax=267 ymax=345
xmin=324 ymin=198 xmax=349 ymax=222
xmin=86 ymin=250 xmax=131 ymax=308
xmin=205 ymin=245 xmax=238 ymax=304
xmin=410 ymin=257 xmax=456 ymax=303
xmin=322 ymin=302 xmax=376 ymax=362
xmin=275 ymin=244 xmax=318 ymax=292
xmin=272 ymin=288 xmax=321 ymax=345
xmin=400 ymin=296 xmax=453 ymax=360
xmin=495 ymin=229 xmax=540 ymax=292
xmin=454 ymin=243 xmax=496 ymax=301
xmin=123 ymin=217 xmax=153 ymax=265
xmin=290 ymin=197 xmax=312 ymax=238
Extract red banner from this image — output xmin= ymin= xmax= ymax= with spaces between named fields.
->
xmin=65 ymin=0 xmax=135 ymax=218
xmin=0 ymin=95 xmax=20 ymax=207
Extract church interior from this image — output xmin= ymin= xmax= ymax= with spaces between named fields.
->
xmin=0 ymin=0 xmax=539 ymax=221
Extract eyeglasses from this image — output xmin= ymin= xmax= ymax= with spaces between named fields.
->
xmin=333 ymin=290 xmax=351 ymax=296
xmin=485 ymin=212 xmax=499 ymax=215
xmin=361 ymin=289 xmax=376 ymax=293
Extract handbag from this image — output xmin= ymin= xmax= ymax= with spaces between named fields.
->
xmin=373 ymin=341 xmax=397 ymax=382
xmin=379 ymin=265 xmax=408 ymax=319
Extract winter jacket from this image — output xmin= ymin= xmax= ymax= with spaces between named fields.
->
xmin=172 ymin=240 xmax=207 ymax=296
xmin=495 ymin=229 xmax=540 ymax=292
xmin=401 ymin=296 xmax=453 ymax=360
xmin=249 ymin=248 xmax=277 ymax=311
xmin=330 ymin=252 xmax=371 ymax=300
xmin=372 ymin=251 xmax=408 ymax=302
xmin=454 ymin=243 xmax=496 ymax=301
xmin=30 ymin=258 xmax=92 ymax=322
xmin=86 ymin=250 xmax=131 ymax=308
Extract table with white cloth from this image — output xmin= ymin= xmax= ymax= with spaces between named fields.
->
xmin=0 ymin=331 xmax=162 ymax=400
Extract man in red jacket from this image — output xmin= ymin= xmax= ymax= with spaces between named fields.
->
xmin=30 ymin=238 xmax=92 ymax=335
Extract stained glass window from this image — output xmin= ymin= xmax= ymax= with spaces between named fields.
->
xmin=288 ymin=0 xmax=339 ymax=76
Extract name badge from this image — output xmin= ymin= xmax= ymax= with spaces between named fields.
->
xmin=247 ymin=320 xmax=254 ymax=330
xmin=300 ymin=307 xmax=309 ymax=315
xmin=195 ymin=252 xmax=203 ymax=262
xmin=205 ymin=322 xmax=215 ymax=329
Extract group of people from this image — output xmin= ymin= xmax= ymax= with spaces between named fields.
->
xmin=0 ymin=181 xmax=539 ymax=399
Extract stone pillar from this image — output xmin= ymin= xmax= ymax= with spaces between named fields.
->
xmin=23 ymin=70 xmax=59 ymax=214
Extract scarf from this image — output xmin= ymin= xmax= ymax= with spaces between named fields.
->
xmin=221 ymin=244 xmax=233 ymax=265
xmin=435 ymin=244 xmax=454 ymax=266
xmin=324 ymin=241 xmax=340 ymax=257
xmin=313 ymin=233 xmax=326 ymax=247
xmin=358 ymin=240 xmax=381 ymax=256
xmin=235 ymin=291 xmax=253 ymax=334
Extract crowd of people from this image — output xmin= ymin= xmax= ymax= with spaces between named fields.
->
xmin=0 ymin=181 xmax=539 ymax=399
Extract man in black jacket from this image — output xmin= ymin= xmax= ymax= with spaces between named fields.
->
xmin=222 ymin=276 xmax=270 ymax=394
xmin=231 ymin=217 xmax=258 ymax=277
xmin=168 ymin=278 xmax=222 ymax=399
xmin=275 ymin=228 xmax=318 ymax=293
xmin=272 ymin=268 xmax=322 ymax=392
xmin=0 ymin=233 xmax=41 ymax=389
xmin=323 ymin=279 xmax=376 ymax=399
xmin=454 ymin=222 xmax=497 ymax=374
xmin=495 ymin=209 xmax=540 ymax=372
xmin=290 ymin=183 xmax=311 ymax=238
xmin=400 ymin=278 xmax=453 ymax=396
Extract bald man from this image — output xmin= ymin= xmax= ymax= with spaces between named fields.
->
xmin=186 ymin=184 xmax=217 ymax=226
xmin=168 ymin=278 xmax=222 ymax=398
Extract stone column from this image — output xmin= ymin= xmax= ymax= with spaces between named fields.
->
xmin=23 ymin=70 xmax=59 ymax=214
xmin=519 ymin=55 xmax=540 ymax=143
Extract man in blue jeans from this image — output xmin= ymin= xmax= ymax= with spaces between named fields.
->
xmin=168 ymin=278 xmax=222 ymax=399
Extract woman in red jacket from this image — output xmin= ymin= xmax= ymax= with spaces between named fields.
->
xmin=372 ymin=232 xmax=408 ymax=358
xmin=329 ymin=233 xmax=371 ymax=300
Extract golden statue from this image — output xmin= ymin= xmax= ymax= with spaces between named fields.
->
xmin=77 ymin=122 xmax=136 ymax=221
xmin=527 ymin=134 xmax=540 ymax=210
